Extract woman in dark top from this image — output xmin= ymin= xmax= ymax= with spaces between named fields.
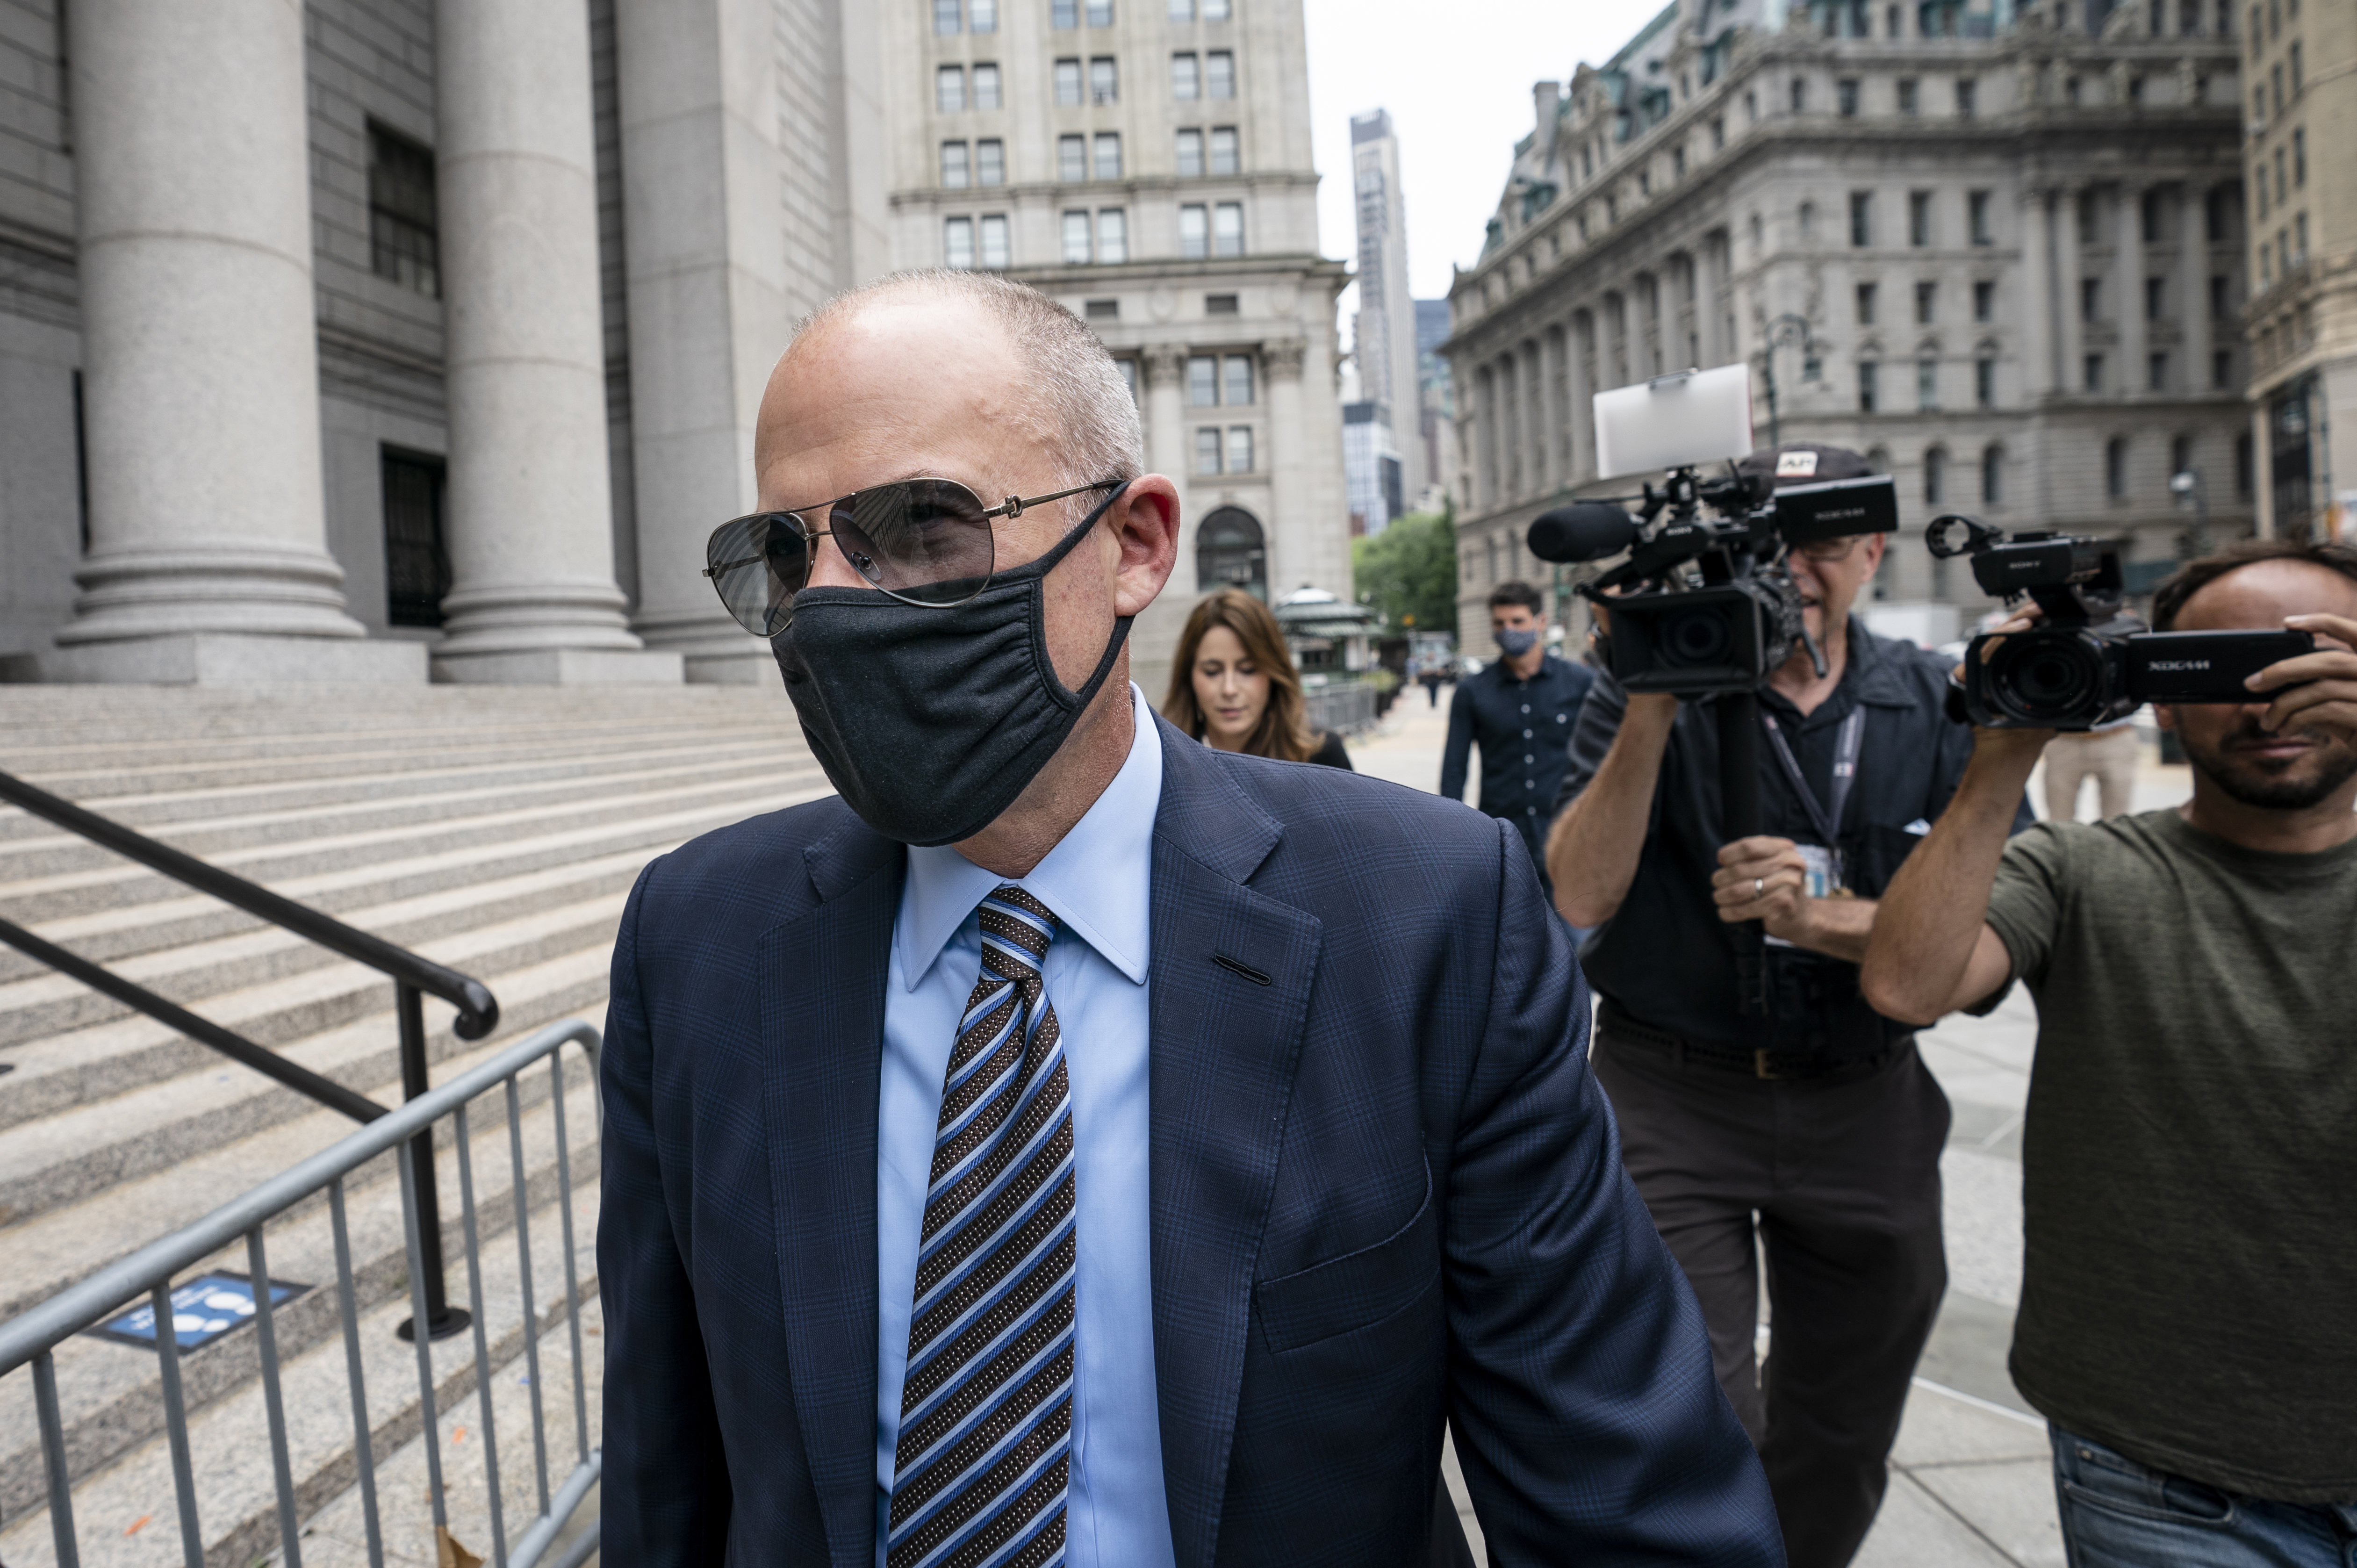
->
xmin=1162 ymin=588 xmax=1353 ymax=769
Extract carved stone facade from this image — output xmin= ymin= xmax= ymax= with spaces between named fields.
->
xmin=1443 ymin=0 xmax=2249 ymax=657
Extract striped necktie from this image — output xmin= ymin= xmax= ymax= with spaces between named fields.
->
xmin=887 ymin=885 xmax=1076 ymax=1568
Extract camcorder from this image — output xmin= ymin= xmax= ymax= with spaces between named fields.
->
xmin=1526 ymin=366 xmax=1899 ymax=697
xmin=1927 ymin=513 xmax=2314 ymax=729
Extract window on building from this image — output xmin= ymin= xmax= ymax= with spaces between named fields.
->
xmin=1918 ymin=358 xmax=1939 ymax=410
xmin=973 ymin=63 xmax=1001 ymax=108
xmin=1981 ymin=444 xmax=2003 ymax=503
xmin=1711 ymin=116 xmax=1725 ymax=150
xmin=1087 ymin=0 xmax=1114 ymax=22
xmin=1096 ymin=208 xmax=1128 ymax=262
xmin=2274 ymin=147 xmax=2286 ymax=205
xmin=2141 ymin=188 xmax=2164 ymax=243
xmin=1897 ymin=78 xmax=1919 ymax=114
xmin=2210 ymin=273 xmax=2230 ymax=317
xmin=1207 ymin=50 xmax=1234 ymax=98
xmin=1172 ymin=52 xmax=1200 ymax=99
xmin=2077 ymin=188 xmax=2098 ymax=244
xmin=944 ymin=215 xmax=976 ymax=269
xmin=1062 ymin=209 xmax=1092 ymax=264
xmin=1089 ymin=57 xmax=1117 ymax=102
xmin=2105 ymin=437 xmax=2127 ymax=496
xmin=1909 ymin=191 xmax=1932 ymax=246
xmin=1916 ymin=281 xmax=1936 ymax=323
xmin=1209 ymin=126 xmax=1238 ymax=175
xmin=2271 ymin=63 xmax=2282 ymax=115
xmin=1850 ymin=191 xmax=1874 ymax=247
xmin=2207 ymin=185 xmax=2231 ymax=240
xmin=1226 ymin=426 xmax=1254 ymax=473
xmin=1095 ymin=132 xmax=1122 ymax=180
xmin=2235 ymin=431 xmax=2254 ymax=494
xmin=1969 ymin=190 xmax=1992 ymax=244
xmin=1054 ymin=58 xmax=1082 ymax=105
xmin=1195 ymin=427 xmax=1223 ymax=475
xmin=938 ymin=65 xmax=967 ymax=112
xmin=934 ymin=0 xmax=960 ymax=35
xmin=1115 ymin=356 xmax=1138 ymax=402
xmin=1188 ymin=354 xmax=1218 ymax=404
xmin=1214 ymin=201 xmax=1243 ymax=256
xmin=1169 ymin=0 xmax=1193 ymax=15
xmin=1179 ymin=202 xmax=1209 ymax=259
xmin=381 ymin=449 xmax=450 ymax=626
xmin=1204 ymin=0 xmax=1229 ymax=15
xmin=941 ymin=142 xmax=970 ymax=187
xmin=1976 ymin=356 xmax=1996 ymax=407
xmin=977 ymin=139 xmax=1005 ymax=186
xmin=1086 ymin=298 xmax=1119 ymax=322
xmin=1176 ymin=129 xmax=1206 ymax=177
xmin=2082 ymin=277 xmax=2101 ymax=321
xmin=979 ymin=213 xmax=1010 ymax=268
xmin=1837 ymin=78 xmax=1860 ymax=115
xmin=2293 ymin=128 xmax=2305 ymax=186
xmin=2212 ymin=346 xmax=2233 ymax=387
xmin=1859 ymin=360 xmax=1879 ymax=411
xmin=1924 ymin=445 xmax=1946 ymax=503
xmin=2144 ymin=275 xmax=2164 ymax=319
xmin=1205 ymin=291 xmax=1238 ymax=314
xmin=1799 ymin=201 xmax=1817 ymax=242
xmin=367 ymin=123 xmax=440 ymax=298
xmin=1053 ymin=0 xmax=1078 ymax=25
xmin=2295 ymin=210 xmax=2308 ymax=262
xmin=2170 ymin=433 xmax=2192 ymax=480
xmin=1956 ymin=78 xmax=1977 ymax=116
xmin=1223 ymin=353 xmax=1254 ymax=405
xmin=1672 ymin=145 xmax=1686 ymax=179
xmin=1857 ymin=281 xmax=1879 ymax=324
xmin=1974 ymin=279 xmax=1995 ymax=320
xmin=2290 ymin=40 xmax=2301 ymax=93
xmin=2149 ymin=351 xmax=2169 ymax=389
xmin=1058 ymin=135 xmax=1086 ymax=182
xmin=2085 ymin=352 xmax=2105 ymax=391
xmin=972 ymin=0 xmax=998 ymax=30
xmin=1790 ymin=76 xmax=1808 ymax=113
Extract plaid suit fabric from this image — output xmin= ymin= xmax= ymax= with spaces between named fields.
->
xmin=599 ymin=715 xmax=1782 ymax=1568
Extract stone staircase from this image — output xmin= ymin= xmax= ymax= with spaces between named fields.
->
xmin=0 ymin=683 xmax=827 ymax=1564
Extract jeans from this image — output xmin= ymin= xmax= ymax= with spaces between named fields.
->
xmin=2052 ymin=1426 xmax=2357 ymax=1568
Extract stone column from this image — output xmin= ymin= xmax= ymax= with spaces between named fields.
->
xmin=618 ymin=0 xmax=793 ymax=684
xmin=2252 ymin=403 xmax=2276 ymax=537
xmin=1542 ymin=327 xmax=1568 ymax=487
xmin=2021 ymin=187 xmax=2056 ymax=399
xmin=2057 ymin=188 xmax=2086 ymax=396
xmin=432 ymin=0 xmax=680 ymax=683
xmin=49 ymin=0 xmax=422 ymax=683
xmin=1142 ymin=344 xmax=1190 ymax=490
xmin=2180 ymin=182 xmax=2212 ymax=401
xmin=1264 ymin=338 xmax=1328 ymax=595
xmin=2116 ymin=184 xmax=2148 ymax=396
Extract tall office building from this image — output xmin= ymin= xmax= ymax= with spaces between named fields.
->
xmin=0 ymin=0 xmax=884 ymax=684
xmin=2242 ymin=0 xmax=2354 ymax=539
xmin=1442 ymin=0 xmax=2249 ymax=657
xmin=880 ymin=0 xmax=1351 ymax=703
xmin=1416 ymin=296 xmax=1459 ymax=511
xmin=1351 ymin=108 xmax=1424 ymax=504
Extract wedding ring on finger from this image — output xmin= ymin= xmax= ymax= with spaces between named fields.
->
xmin=1754 ymin=877 xmax=1765 ymax=900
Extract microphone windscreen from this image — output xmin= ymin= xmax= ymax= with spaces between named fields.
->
xmin=1528 ymin=503 xmax=1640 ymax=563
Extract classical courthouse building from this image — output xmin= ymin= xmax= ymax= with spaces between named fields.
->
xmin=1442 ymin=0 xmax=2251 ymax=655
xmin=877 ymin=0 xmax=1350 ymax=701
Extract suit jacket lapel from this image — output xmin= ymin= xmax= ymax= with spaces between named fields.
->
xmin=1147 ymin=725 xmax=1323 ymax=1568
xmin=759 ymin=814 xmax=904 ymax=1568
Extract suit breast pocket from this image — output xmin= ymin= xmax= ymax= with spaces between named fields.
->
xmin=1253 ymin=1161 xmax=1438 ymax=1356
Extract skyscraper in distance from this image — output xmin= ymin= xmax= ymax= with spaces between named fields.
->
xmin=1351 ymin=108 xmax=1423 ymax=507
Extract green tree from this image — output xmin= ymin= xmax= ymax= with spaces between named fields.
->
xmin=1351 ymin=503 xmax=1459 ymax=634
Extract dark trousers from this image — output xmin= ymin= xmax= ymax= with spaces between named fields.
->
xmin=1591 ymin=1032 xmax=1950 ymax=1568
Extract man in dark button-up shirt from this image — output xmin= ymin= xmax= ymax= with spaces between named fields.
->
xmin=1440 ymin=580 xmax=1595 ymax=875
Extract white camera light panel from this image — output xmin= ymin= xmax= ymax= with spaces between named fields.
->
xmin=1592 ymin=363 xmax=1756 ymax=481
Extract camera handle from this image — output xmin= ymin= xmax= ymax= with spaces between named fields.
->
xmin=1717 ymin=690 xmax=1772 ymax=1019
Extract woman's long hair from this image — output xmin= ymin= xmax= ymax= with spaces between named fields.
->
xmin=1162 ymin=589 xmax=1320 ymax=762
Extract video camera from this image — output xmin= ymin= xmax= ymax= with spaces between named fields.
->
xmin=1926 ymin=515 xmax=2314 ymax=729
xmin=1525 ymin=366 xmax=1899 ymax=698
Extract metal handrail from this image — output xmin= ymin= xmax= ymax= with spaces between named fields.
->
xmin=0 ymin=767 xmax=498 ymax=1037
xmin=0 ymin=763 xmax=500 ymax=1336
xmin=3 ymin=1019 xmax=604 ymax=1568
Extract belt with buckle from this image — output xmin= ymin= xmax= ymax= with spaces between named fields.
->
xmin=1597 ymin=1006 xmax=1893 ymax=1080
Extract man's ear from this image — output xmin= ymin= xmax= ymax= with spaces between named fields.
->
xmin=1110 ymin=475 xmax=1181 ymax=618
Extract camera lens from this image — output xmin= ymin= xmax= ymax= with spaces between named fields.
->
xmin=1660 ymin=606 xmax=1732 ymax=666
xmin=1987 ymin=631 xmax=2103 ymax=724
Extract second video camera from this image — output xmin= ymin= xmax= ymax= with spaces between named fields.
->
xmin=1928 ymin=514 xmax=2313 ymax=729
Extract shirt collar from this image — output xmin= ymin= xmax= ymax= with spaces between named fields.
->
xmin=896 ymin=683 xmax=1162 ymax=990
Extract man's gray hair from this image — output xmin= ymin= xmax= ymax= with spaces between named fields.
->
xmin=793 ymin=270 xmax=1144 ymax=511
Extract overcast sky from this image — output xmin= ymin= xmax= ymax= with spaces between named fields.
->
xmin=1301 ymin=0 xmax=1671 ymax=331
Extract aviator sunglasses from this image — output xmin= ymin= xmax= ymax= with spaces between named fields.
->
xmin=702 ymin=476 xmax=1128 ymax=637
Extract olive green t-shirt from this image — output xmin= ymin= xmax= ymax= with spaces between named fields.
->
xmin=1984 ymin=809 xmax=2357 ymax=1502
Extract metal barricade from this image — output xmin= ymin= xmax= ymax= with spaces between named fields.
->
xmin=1303 ymin=679 xmax=1379 ymax=737
xmin=0 ymin=1021 xmax=603 ymax=1568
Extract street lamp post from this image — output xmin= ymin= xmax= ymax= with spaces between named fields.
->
xmin=2170 ymin=468 xmax=2215 ymax=559
xmin=1754 ymin=312 xmax=1819 ymax=449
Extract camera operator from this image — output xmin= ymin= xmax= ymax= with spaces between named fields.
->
xmin=1545 ymin=442 xmax=2030 ymax=1568
xmin=1863 ymin=539 xmax=2357 ymax=1565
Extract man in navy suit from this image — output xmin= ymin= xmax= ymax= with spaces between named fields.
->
xmin=599 ymin=271 xmax=1781 ymax=1567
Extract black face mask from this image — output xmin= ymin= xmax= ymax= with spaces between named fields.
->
xmin=771 ymin=484 xmax=1133 ymax=847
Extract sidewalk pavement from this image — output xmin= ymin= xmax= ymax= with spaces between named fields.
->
xmin=1348 ymin=685 xmax=2192 ymax=1567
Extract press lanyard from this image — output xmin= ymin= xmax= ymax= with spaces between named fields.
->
xmin=1760 ymin=707 xmax=1865 ymax=885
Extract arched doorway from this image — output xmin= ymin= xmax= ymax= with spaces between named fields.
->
xmin=1195 ymin=507 xmax=1266 ymax=600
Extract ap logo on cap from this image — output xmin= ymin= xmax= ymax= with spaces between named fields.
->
xmin=1775 ymin=450 xmax=1820 ymax=478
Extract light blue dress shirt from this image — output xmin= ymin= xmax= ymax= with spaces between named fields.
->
xmin=875 ymin=683 xmax=1176 ymax=1568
